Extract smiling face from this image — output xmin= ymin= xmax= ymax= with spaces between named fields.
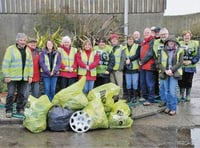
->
xmin=17 ymin=37 xmax=27 ymax=48
xmin=183 ymin=33 xmax=191 ymax=43
xmin=127 ymin=37 xmax=134 ymax=46
xmin=62 ymin=40 xmax=71 ymax=48
xmin=27 ymin=41 xmax=37 ymax=49
xmin=84 ymin=41 xmax=92 ymax=50
xmin=46 ymin=40 xmax=54 ymax=51
xmin=143 ymin=28 xmax=151 ymax=39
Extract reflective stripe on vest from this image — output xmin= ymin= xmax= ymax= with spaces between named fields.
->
xmin=78 ymin=50 xmax=97 ymax=76
xmin=113 ymin=45 xmax=124 ymax=70
xmin=2 ymin=45 xmax=33 ymax=81
xmin=41 ymin=52 xmax=58 ymax=72
xmin=160 ymin=49 xmax=183 ymax=75
xmin=58 ymin=47 xmax=77 ymax=72
xmin=125 ymin=44 xmax=139 ymax=70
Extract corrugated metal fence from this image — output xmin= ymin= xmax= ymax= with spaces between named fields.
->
xmin=0 ymin=0 xmax=166 ymax=14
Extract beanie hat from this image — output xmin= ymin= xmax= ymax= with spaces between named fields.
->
xmin=110 ymin=34 xmax=119 ymax=40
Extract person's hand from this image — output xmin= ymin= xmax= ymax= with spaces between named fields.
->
xmin=69 ymin=67 xmax=73 ymax=72
xmin=139 ymin=61 xmax=142 ymax=65
xmin=50 ymin=72 xmax=54 ymax=76
xmin=4 ymin=77 xmax=11 ymax=83
xmin=183 ymin=60 xmax=192 ymax=65
xmin=105 ymin=71 xmax=109 ymax=74
xmin=65 ymin=67 xmax=69 ymax=71
xmin=126 ymin=59 xmax=130 ymax=65
xmin=28 ymin=77 xmax=32 ymax=84
xmin=165 ymin=69 xmax=173 ymax=76
xmin=86 ymin=65 xmax=89 ymax=70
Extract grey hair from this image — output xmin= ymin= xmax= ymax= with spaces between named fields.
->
xmin=16 ymin=33 xmax=27 ymax=42
xmin=159 ymin=28 xmax=169 ymax=34
xmin=62 ymin=36 xmax=71 ymax=44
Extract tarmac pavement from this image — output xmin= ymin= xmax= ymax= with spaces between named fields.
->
xmin=0 ymin=63 xmax=200 ymax=128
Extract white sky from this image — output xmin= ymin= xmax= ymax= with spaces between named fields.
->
xmin=164 ymin=0 xmax=200 ymax=16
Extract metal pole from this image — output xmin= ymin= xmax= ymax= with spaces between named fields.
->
xmin=124 ymin=0 xmax=129 ymax=38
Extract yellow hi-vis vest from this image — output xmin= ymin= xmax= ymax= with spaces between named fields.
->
xmin=158 ymin=48 xmax=183 ymax=76
xmin=78 ymin=50 xmax=97 ymax=76
xmin=153 ymin=39 xmax=164 ymax=57
xmin=2 ymin=45 xmax=33 ymax=81
xmin=113 ymin=45 xmax=124 ymax=70
xmin=179 ymin=40 xmax=199 ymax=68
xmin=41 ymin=52 xmax=59 ymax=72
xmin=58 ymin=47 xmax=77 ymax=72
xmin=124 ymin=44 xmax=139 ymax=70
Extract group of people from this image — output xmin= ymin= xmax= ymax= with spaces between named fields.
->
xmin=2 ymin=26 xmax=200 ymax=118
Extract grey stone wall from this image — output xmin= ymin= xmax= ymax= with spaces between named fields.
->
xmin=0 ymin=13 xmax=200 ymax=63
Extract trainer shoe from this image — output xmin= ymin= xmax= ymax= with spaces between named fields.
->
xmin=6 ymin=112 xmax=12 ymax=118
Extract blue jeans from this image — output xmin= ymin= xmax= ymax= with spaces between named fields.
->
xmin=6 ymin=80 xmax=29 ymax=113
xmin=162 ymin=76 xmax=178 ymax=111
xmin=83 ymin=80 xmax=95 ymax=94
xmin=140 ymin=69 xmax=155 ymax=103
xmin=43 ymin=77 xmax=58 ymax=101
xmin=125 ymin=73 xmax=139 ymax=90
xmin=159 ymin=79 xmax=166 ymax=102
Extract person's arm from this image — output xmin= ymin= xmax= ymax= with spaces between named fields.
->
xmin=88 ymin=52 xmax=100 ymax=69
xmin=39 ymin=51 xmax=50 ymax=75
xmin=140 ymin=41 xmax=155 ymax=65
xmin=53 ymin=52 xmax=61 ymax=74
xmin=106 ymin=51 xmax=115 ymax=73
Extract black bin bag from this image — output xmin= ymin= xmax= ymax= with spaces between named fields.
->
xmin=48 ymin=105 xmax=74 ymax=131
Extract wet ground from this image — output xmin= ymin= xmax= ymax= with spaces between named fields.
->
xmin=0 ymin=125 xmax=199 ymax=148
xmin=0 ymin=64 xmax=200 ymax=147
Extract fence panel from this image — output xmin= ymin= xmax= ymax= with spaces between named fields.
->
xmin=0 ymin=0 xmax=166 ymax=14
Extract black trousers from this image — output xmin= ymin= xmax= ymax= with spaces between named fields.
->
xmin=178 ymin=72 xmax=194 ymax=88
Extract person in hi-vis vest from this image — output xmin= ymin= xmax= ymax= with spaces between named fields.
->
xmin=76 ymin=40 xmax=100 ymax=94
xmin=40 ymin=40 xmax=61 ymax=101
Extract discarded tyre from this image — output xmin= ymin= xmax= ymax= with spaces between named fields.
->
xmin=69 ymin=111 xmax=92 ymax=133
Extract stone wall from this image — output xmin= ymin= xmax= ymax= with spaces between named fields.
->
xmin=0 ymin=12 xmax=200 ymax=62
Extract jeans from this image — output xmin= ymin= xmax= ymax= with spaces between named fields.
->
xmin=162 ymin=76 xmax=178 ymax=111
xmin=159 ymin=79 xmax=166 ymax=102
xmin=43 ymin=77 xmax=58 ymax=101
xmin=26 ymin=82 xmax=40 ymax=98
xmin=83 ymin=80 xmax=95 ymax=94
xmin=6 ymin=80 xmax=29 ymax=113
xmin=140 ymin=69 xmax=155 ymax=103
xmin=125 ymin=73 xmax=139 ymax=90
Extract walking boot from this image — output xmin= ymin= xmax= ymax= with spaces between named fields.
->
xmin=130 ymin=89 xmax=137 ymax=103
xmin=126 ymin=89 xmax=132 ymax=103
xmin=179 ymin=88 xmax=185 ymax=102
xmin=185 ymin=88 xmax=191 ymax=102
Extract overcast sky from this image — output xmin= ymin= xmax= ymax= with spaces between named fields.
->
xmin=164 ymin=0 xmax=200 ymax=16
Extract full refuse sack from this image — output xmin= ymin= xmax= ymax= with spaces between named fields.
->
xmin=23 ymin=95 xmax=53 ymax=133
xmin=52 ymin=76 xmax=88 ymax=110
xmin=48 ymin=105 xmax=74 ymax=131
xmin=108 ymin=100 xmax=133 ymax=128
xmin=83 ymin=98 xmax=108 ymax=129
xmin=87 ymin=83 xmax=120 ymax=112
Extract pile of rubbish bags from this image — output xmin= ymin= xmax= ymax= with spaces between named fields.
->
xmin=23 ymin=76 xmax=133 ymax=133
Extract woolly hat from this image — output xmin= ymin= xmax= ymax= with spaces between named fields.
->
xmin=164 ymin=36 xmax=180 ymax=47
xmin=110 ymin=33 xmax=119 ymax=40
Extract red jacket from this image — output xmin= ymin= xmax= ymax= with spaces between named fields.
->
xmin=59 ymin=45 xmax=77 ymax=78
xmin=28 ymin=46 xmax=40 ymax=82
xmin=140 ymin=36 xmax=156 ymax=71
xmin=76 ymin=49 xmax=100 ymax=80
